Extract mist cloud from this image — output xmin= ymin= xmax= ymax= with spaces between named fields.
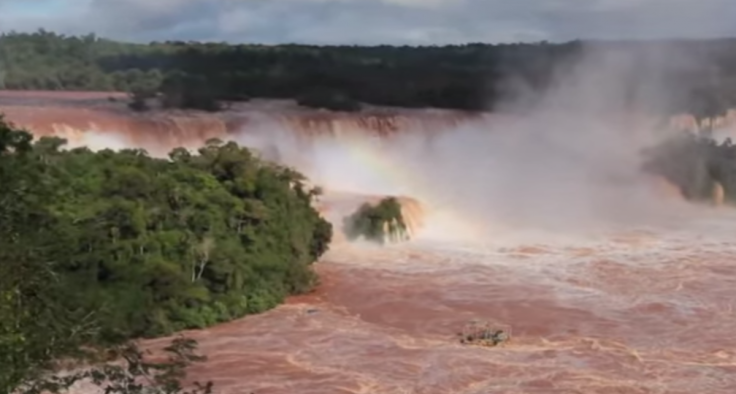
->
xmin=224 ymin=44 xmax=698 ymax=243
xmin=0 ymin=0 xmax=735 ymax=44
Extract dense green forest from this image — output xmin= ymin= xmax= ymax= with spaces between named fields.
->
xmin=2 ymin=30 xmax=736 ymax=115
xmin=0 ymin=115 xmax=331 ymax=392
xmin=1 ymin=117 xmax=332 ymax=341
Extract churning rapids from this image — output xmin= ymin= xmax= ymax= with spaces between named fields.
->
xmin=5 ymin=91 xmax=736 ymax=393
xmin=177 ymin=221 xmax=736 ymax=394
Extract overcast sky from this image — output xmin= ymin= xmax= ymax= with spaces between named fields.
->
xmin=0 ymin=0 xmax=735 ymax=45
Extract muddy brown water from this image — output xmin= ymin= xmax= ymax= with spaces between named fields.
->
xmin=145 ymin=216 xmax=736 ymax=394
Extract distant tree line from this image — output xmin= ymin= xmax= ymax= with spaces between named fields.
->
xmin=3 ymin=126 xmax=332 ymax=341
xmin=2 ymin=30 xmax=736 ymax=115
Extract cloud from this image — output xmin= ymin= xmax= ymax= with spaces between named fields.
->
xmin=0 ymin=0 xmax=735 ymax=44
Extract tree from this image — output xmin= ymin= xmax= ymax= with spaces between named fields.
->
xmin=0 ymin=117 xmax=212 ymax=394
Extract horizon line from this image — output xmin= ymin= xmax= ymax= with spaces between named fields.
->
xmin=2 ymin=29 xmax=736 ymax=48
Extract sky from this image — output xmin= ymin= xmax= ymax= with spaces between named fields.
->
xmin=0 ymin=0 xmax=735 ymax=45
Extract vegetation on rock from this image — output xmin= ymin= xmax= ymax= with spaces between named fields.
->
xmin=643 ymin=132 xmax=736 ymax=204
xmin=344 ymin=197 xmax=409 ymax=244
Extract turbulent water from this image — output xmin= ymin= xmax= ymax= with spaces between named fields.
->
xmin=170 ymin=220 xmax=736 ymax=394
xmin=165 ymin=163 xmax=736 ymax=393
xmin=5 ymin=91 xmax=736 ymax=393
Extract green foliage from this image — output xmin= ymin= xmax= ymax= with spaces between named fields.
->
xmin=0 ymin=117 xmax=213 ymax=394
xmin=0 ymin=116 xmax=70 ymax=390
xmin=3 ymin=30 xmax=736 ymax=113
xmin=0 ymin=117 xmax=332 ymax=347
xmin=343 ymin=197 xmax=408 ymax=244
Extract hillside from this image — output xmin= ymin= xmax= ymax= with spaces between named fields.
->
xmin=2 ymin=31 xmax=736 ymax=115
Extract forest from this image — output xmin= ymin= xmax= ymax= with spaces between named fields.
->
xmin=0 ymin=116 xmax=331 ymax=393
xmin=2 ymin=30 xmax=736 ymax=115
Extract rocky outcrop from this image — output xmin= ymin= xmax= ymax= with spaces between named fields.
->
xmin=317 ymin=192 xmax=425 ymax=244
